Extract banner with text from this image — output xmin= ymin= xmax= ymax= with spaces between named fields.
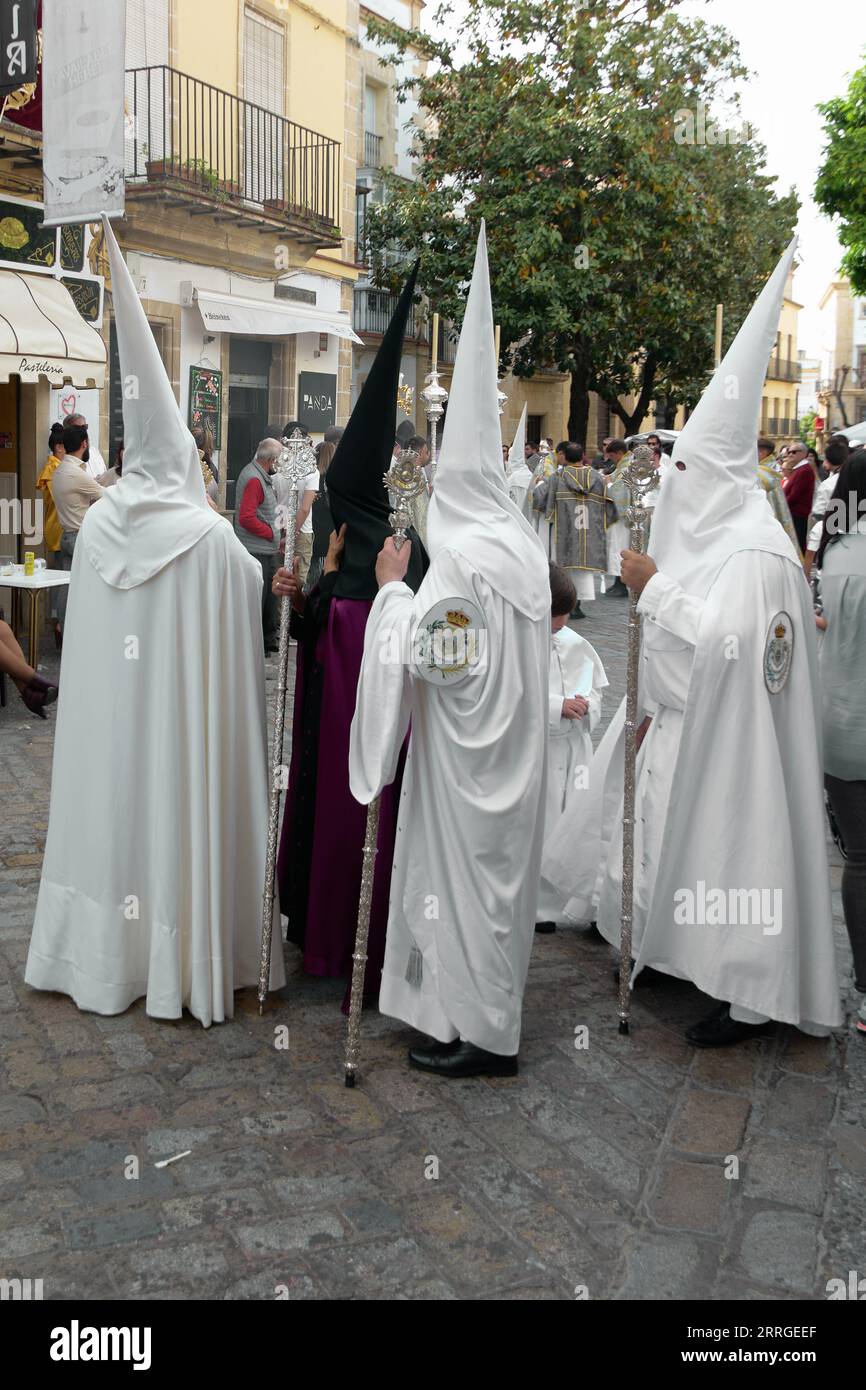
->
xmin=42 ymin=0 xmax=125 ymax=226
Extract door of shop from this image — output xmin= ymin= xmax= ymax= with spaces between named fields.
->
xmin=226 ymin=339 xmax=272 ymax=511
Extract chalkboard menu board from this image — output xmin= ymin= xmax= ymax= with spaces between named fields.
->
xmin=298 ymin=371 xmax=337 ymax=433
xmin=0 ymin=197 xmax=55 ymax=267
xmin=189 ymin=366 xmax=222 ymax=449
xmin=60 ymin=276 xmax=102 ymax=323
xmin=60 ymin=223 xmax=86 ymax=273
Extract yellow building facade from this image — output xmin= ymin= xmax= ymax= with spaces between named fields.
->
xmin=0 ymin=0 xmax=365 ymax=537
xmin=760 ymin=271 xmax=802 ymax=447
xmin=818 ymin=277 xmax=866 ymax=440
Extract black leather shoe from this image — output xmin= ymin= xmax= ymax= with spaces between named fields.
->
xmin=685 ymin=1002 xmax=771 ymax=1048
xmin=408 ymin=1039 xmax=518 ymax=1077
xmin=570 ymin=603 xmax=586 ymax=620
xmin=535 ymin=921 xmax=556 ymax=934
xmin=604 ymin=579 xmax=628 ymax=597
xmin=613 ymin=962 xmax=673 ymax=989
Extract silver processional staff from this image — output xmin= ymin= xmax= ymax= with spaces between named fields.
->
xmin=344 ymin=446 xmax=428 ymax=1087
xmin=618 ymin=442 xmax=660 ymax=1035
xmin=258 ymin=427 xmax=318 ymax=1014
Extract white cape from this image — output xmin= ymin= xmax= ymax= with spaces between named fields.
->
xmin=349 ymin=546 xmax=548 ymax=1055
xmin=543 ymin=550 xmax=842 ymax=1031
xmin=25 ymin=519 xmax=285 ymax=1026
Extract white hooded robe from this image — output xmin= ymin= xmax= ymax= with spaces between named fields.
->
xmin=543 ymin=238 xmax=842 ymax=1033
xmin=505 ymin=405 xmax=533 ymax=513
xmin=25 ymin=218 xmax=284 ymax=1026
xmin=349 ymin=225 xmax=550 ymax=1055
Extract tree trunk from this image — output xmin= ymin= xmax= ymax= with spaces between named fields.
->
xmin=608 ymin=352 xmax=659 ymax=435
xmin=568 ymin=363 xmax=591 ymax=445
xmin=833 ymin=366 xmax=850 ymax=429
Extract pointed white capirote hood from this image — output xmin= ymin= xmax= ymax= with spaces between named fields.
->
xmin=506 ymin=404 xmax=532 ymax=489
xmin=80 ymin=216 xmax=220 ymax=588
xmin=648 ymin=237 xmax=800 ymax=598
xmin=426 ymin=223 xmax=548 ymax=619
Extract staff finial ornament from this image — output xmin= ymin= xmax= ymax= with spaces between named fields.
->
xmin=383 ymin=446 xmax=427 ymax=551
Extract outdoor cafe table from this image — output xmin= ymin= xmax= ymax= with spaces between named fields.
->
xmin=0 ymin=567 xmax=70 ymax=669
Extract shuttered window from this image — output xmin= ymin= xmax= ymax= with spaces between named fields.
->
xmin=244 ymin=9 xmax=284 ymax=115
xmin=125 ymin=0 xmax=169 ymax=67
xmin=243 ymin=9 xmax=285 ymax=203
xmin=125 ymin=0 xmax=170 ymax=173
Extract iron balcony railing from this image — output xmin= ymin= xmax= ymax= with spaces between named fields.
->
xmin=125 ymin=65 xmax=341 ymax=229
xmin=355 ymin=194 xmax=369 ymax=266
xmin=352 ymin=289 xmax=460 ymax=364
xmin=435 ymin=318 xmax=457 ymax=365
xmin=354 ymin=285 xmax=424 ymax=339
xmin=766 ymin=357 xmax=801 ymax=383
xmin=363 ymin=131 xmax=383 ymax=168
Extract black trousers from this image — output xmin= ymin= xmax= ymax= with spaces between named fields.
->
xmin=825 ymin=773 xmax=866 ymax=992
xmin=255 ymin=552 xmax=279 ymax=651
xmin=792 ymin=511 xmax=809 ymax=551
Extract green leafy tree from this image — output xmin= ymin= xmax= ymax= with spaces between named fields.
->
xmin=366 ymin=0 xmax=797 ymax=439
xmin=800 ymin=407 xmax=817 ymax=448
xmin=816 ymin=55 xmax=866 ymax=295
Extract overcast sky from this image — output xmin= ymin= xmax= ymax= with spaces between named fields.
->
xmin=422 ymin=0 xmax=866 ymax=356
xmin=681 ymin=0 xmax=866 ymax=355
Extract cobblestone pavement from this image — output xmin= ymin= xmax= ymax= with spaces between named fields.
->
xmin=1 ymin=588 xmax=863 ymax=1301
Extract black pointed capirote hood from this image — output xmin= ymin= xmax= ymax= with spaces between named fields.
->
xmin=327 ymin=261 xmax=428 ymax=600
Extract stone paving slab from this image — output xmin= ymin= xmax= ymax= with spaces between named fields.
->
xmin=0 ymin=595 xmax=863 ymax=1300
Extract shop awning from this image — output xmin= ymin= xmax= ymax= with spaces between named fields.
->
xmin=194 ymin=287 xmax=362 ymax=344
xmin=0 ymin=269 xmax=107 ymax=387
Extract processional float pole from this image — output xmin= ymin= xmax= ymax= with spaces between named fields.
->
xmin=494 ymin=322 xmax=507 ymax=417
xmin=618 ymin=443 xmax=660 ymax=1036
xmin=344 ymin=446 xmax=427 ymax=1087
xmin=258 ymin=427 xmax=318 ymax=1015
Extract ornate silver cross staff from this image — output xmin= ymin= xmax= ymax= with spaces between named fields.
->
xmin=344 ymin=446 xmax=427 ymax=1087
xmin=420 ymin=369 xmax=447 ymax=485
xmin=618 ymin=443 xmax=660 ymax=1036
xmin=258 ymin=426 xmax=318 ymax=1014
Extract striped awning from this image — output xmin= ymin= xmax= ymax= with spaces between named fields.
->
xmin=0 ymin=269 xmax=106 ymax=387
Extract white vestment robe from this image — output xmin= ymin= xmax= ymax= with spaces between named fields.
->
xmin=605 ymin=518 xmax=630 ymax=577
xmin=542 ymin=550 xmax=842 ymax=1033
xmin=25 ymin=521 xmax=285 ymax=1026
xmin=537 ymin=627 xmax=606 ymax=922
xmin=349 ymin=545 xmax=548 ymax=1055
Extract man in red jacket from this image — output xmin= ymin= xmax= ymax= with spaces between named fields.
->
xmin=781 ymin=440 xmax=817 ymax=550
xmin=233 ymin=439 xmax=282 ymax=652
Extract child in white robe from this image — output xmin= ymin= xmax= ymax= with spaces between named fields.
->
xmin=536 ymin=564 xmax=608 ymax=931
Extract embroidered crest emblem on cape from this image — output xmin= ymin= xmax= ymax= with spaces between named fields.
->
xmin=413 ymin=596 xmax=487 ymax=685
xmin=763 ymin=611 xmax=793 ymax=694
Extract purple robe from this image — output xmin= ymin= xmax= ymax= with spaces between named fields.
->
xmin=277 ymin=584 xmax=404 ymax=1006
